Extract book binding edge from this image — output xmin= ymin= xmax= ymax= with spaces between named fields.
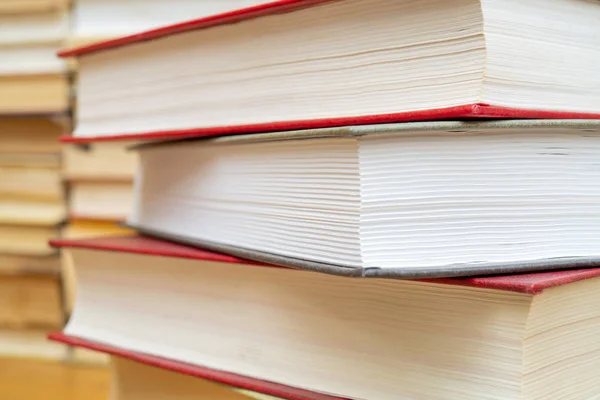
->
xmin=48 ymin=332 xmax=348 ymax=400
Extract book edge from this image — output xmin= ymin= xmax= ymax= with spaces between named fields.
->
xmin=61 ymin=105 xmax=600 ymax=144
xmin=48 ymin=332 xmax=348 ymax=400
xmin=58 ymin=0 xmax=333 ymax=58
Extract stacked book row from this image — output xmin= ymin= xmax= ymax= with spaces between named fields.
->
xmin=54 ymin=0 xmax=600 ymax=399
xmin=0 ymin=0 xmax=69 ymax=359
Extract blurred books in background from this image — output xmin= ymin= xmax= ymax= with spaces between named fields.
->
xmin=0 ymin=0 xmax=69 ymax=360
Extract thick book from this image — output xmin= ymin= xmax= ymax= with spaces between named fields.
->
xmin=59 ymin=0 xmax=600 ymax=142
xmin=51 ymin=235 xmax=600 ymax=400
xmin=0 ymin=74 xmax=69 ymax=114
xmin=126 ymin=120 xmax=600 ymax=278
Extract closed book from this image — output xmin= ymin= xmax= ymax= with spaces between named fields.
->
xmin=0 ymin=116 xmax=64 ymax=154
xmin=0 ymin=73 xmax=69 ymax=114
xmin=60 ymin=0 xmax=600 ymax=143
xmin=51 ymin=235 xmax=600 ymax=400
xmin=126 ymin=121 xmax=600 ymax=278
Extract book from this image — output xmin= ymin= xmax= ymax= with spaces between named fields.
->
xmin=59 ymin=0 xmax=600 ymax=142
xmin=69 ymin=181 xmax=133 ymax=221
xmin=0 ymin=151 xmax=65 ymax=227
xmin=0 ymin=116 xmax=64 ymax=154
xmin=110 ymin=356 xmax=283 ymax=400
xmin=0 ymin=43 xmax=66 ymax=75
xmin=0 ymin=73 xmax=69 ymax=114
xmin=0 ymin=200 xmax=65 ymax=226
xmin=52 ymin=235 xmax=600 ymax=400
xmin=61 ymin=220 xmax=134 ymax=315
xmin=0 ymin=0 xmax=69 ymax=14
xmin=0 ymin=155 xmax=62 ymax=201
xmin=68 ymin=0 xmax=275 ymax=45
xmin=0 ymin=254 xmax=59 ymax=275
xmin=0 ymin=153 xmax=64 ymax=231
xmin=0 ymin=225 xmax=57 ymax=256
xmin=126 ymin=120 xmax=600 ymax=278
xmin=0 ymin=274 xmax=62 ymax=330
xmin=62 ymin=142 xmax=137 ymax=181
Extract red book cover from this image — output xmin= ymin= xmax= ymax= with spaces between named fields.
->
xmin=50 ymin=235 xmax=600 ymax=294
xmin=49 ymin=332 xmax=347 ymax=400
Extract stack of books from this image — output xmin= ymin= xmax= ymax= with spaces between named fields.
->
xmin=0 ymin=0 xmax=69 ymax=358
xmin=59 ymin=0 xmax=273 ymax=363
xmin=53 ymin=1 xmax=600 ymax=399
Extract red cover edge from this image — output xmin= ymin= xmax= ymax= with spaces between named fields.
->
xmin=50 ymin=332 xmax=348 ymax=400
xmin=59 ymin=104 xmax=600 ymax=144
xmin=49 ymin=235 xmax=600 ymax=294
xmin=50 ymin=236 xmax=271 ymax=268
xmin=58 ymin=0 xmax=333 ymax=58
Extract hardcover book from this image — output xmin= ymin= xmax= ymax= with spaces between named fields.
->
xmin=127 ymin=121 xmax=600 ymax=278
xmin=59 ymin=0 xmax=600 ymax=142
xmin=51 ymin=235 xmax=600 ymax=400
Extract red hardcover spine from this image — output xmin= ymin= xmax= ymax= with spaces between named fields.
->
xmin=50 ymin=333 xmax=348 ymax=400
